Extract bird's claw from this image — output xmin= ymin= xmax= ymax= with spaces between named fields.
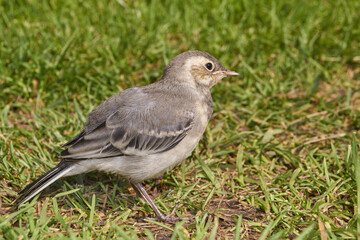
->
xmin=146 ymin=203 xmax=194 ymax=223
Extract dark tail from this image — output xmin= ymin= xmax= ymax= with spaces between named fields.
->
xmin=14 ymin=161 xmax=75 ymax=206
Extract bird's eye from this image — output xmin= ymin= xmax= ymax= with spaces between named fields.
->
xmin=205 ymin=62 xmax=214 ymax=71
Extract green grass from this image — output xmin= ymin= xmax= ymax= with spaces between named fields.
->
xmin=1 ymin=0 xmax=360 ymax=239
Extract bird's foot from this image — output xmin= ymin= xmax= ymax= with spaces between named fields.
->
xmin=147 ymin=203 xmax=194 ymax=223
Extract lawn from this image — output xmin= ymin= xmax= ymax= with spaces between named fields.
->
xmin=1 ymin=0 xmax=360 ymax=239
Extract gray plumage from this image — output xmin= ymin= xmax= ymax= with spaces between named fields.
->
xmin=15 ymin=50 xmax=238 ymax=222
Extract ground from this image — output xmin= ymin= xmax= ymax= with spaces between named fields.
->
xmin=1 ymin=0 xmax=360 ymax=239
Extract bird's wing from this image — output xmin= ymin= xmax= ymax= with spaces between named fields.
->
xmin=60 ymin=87 xmax=195 ymax=160
xmin=62 ymin=88 xmax=138 ymax=149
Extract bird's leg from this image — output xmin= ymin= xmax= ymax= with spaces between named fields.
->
xmin=131 ymin=182 xmax=193 ymax=222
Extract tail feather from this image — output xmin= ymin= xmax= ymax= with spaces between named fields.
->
xmin=14 ymin=161 xmax=75 ymax=206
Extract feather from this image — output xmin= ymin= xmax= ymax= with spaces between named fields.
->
xmin=14 ymin=161 xmax=75 ymax=206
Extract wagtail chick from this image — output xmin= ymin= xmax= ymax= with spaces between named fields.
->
xmin=15 ymin=50 xmax=238 ymax=222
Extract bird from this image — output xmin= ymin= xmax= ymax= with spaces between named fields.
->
xmin=14 ymin=50 xmax=239 ymax=222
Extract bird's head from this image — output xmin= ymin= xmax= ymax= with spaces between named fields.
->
xmin=163 ymin=50 xmax=238 ymax=88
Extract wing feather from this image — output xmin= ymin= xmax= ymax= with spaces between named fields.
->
xmin=60 ymin=87 xmax=195 ymax=160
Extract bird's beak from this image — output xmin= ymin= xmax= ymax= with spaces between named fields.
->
xmin=213 ymin=70 xmax=239 ymax=79
xmin=224 ymin=70 xmax=239 ymax=76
